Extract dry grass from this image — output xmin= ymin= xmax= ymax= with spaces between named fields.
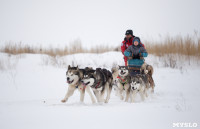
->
xmin=0 ymin=39 xmax=115 ymax=57
xmin=2 ymin=42 xmax=36 ymax=54
xmin=145 ymin=34 xmax=200 ymax=57
xmin=0 ymin=34 xmax=199 ymax=58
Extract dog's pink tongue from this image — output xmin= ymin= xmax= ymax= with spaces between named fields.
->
xmin=82 ymin=83 xmax=86 ymax=86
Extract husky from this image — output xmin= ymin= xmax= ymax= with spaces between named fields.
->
xmin=116 ymin=66 xmax=131 ymax=102
xmin=140 ymin=62 xmax=155 ymax=93
xmin=61 ymin=65 xmax=96 ymax=103
xmin=81 ymin=68 xmax=113 ymax=103
xmin=130 ymin=75 xmax=148 ymax=103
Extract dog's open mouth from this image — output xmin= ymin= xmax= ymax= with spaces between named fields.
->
xmin=67 ymin=79 xmax=74 ymax=84
xmin=132 ymin=87 xmax=137 ymax=90
xmin=120 ymin=71 xmax=126 ymax=75
xmin=82 ymin=81 xmax=90 ymax=86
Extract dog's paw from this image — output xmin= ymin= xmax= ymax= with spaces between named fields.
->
xmin=104 ymin=99 xmax=109 ymax=103
xmin=91 ymin=99 xmax=96 ymax=104
xmin=145 ymin=93 xmax=149 ymax=97
xmin=61 ymin=99 xmax=67 ymax=103
xmin=145 ymin=70 xmax=148 ymax=74
xmin=120 ymin=96 xmax=124 ymax=100
xmin=79 ymin=101 xmax=85 ymax=105
xmin=98 ymin=102 xmax=104 ymax=105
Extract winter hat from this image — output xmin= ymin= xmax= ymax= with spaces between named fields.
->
xmin=132 ymin=37 xmax=140 ymax=44
xmin=125 ymin=30 xmax=133 ymax=36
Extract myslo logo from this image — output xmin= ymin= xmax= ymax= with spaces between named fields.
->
xmin=173 ymin=123 xmax=198 ymax=128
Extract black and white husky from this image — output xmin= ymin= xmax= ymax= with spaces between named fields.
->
xmin=116 ymin=66 xmax=131 ymax=102
xmin=81 ymin=68 xmax=113 ymax=103
xmin=130 ymin=75 xmax=149 ymax=103
xmin=61 ymin=65 xmax=96 ymax=103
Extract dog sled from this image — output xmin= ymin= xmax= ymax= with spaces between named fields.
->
xmin=127 ymin=58 xmax=144 ymax=76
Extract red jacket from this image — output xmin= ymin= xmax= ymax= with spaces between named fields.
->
xmin=121 ymin=36 xmax=145 ymax=55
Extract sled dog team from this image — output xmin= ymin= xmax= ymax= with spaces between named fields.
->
xmin=61 ymin=63 xmax=155 ymax=104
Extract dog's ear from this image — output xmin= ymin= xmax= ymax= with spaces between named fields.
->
xmin=76 ymin=65 xmax=79 ymax=70
xmin=93 ymin=71 xmax=96 ymax=77
xmin=139 ymin=78 xmax=143 ymax=83
xmin=68 ymin=65 xmax=71 ymax=69
xmin=89 ymin=72 xmax=94 ymax=77
xmin=96 ymin=68 xmax=101 ymax=71
xmin=131 ymin=76 xmax=134 ymax=80
xmin=118 ymin=65 xmax=121 ymax=69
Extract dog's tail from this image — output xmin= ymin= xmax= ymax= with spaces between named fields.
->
xmin=111 ymin=67 xmax=117 ymax=74
xmin=147 ymin=65 xmax=155 ymax=87
xmin=147 ymin=65 xmax=154 ymax=76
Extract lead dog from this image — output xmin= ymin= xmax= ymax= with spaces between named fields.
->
xmin=81 ymin=68 xmax=113 ymax=103
xmin=116 ymin=66 xmax=131 ymax=102
xmin=61 ymin=65 xmax=96 ymax=103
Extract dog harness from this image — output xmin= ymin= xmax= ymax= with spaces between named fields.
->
xmin=91 ymin=68 xmax=107 ymax=89
xmin=90 ymin=79 xmax=101 ymax=89
xmin=117 ymin=76 xmax=130 ymax=90
xmin=117 ymin=76 xmax=129 ymax=85
xmin=95 ymin=80 xmax=101 ymax=88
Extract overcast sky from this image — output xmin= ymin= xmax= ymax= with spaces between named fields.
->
xmin=0 ymin=0 xmax=200 ymax=48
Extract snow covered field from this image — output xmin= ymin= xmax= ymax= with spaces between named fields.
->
xmin=0 ymin=52 xmax=200 ymax=129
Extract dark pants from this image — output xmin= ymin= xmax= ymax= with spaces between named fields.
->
xmin=129 ymin=69 xmax=140 ymax=76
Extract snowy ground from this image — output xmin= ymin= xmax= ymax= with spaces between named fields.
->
xmin=0 ymin=52 xmax=200 ymax=129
